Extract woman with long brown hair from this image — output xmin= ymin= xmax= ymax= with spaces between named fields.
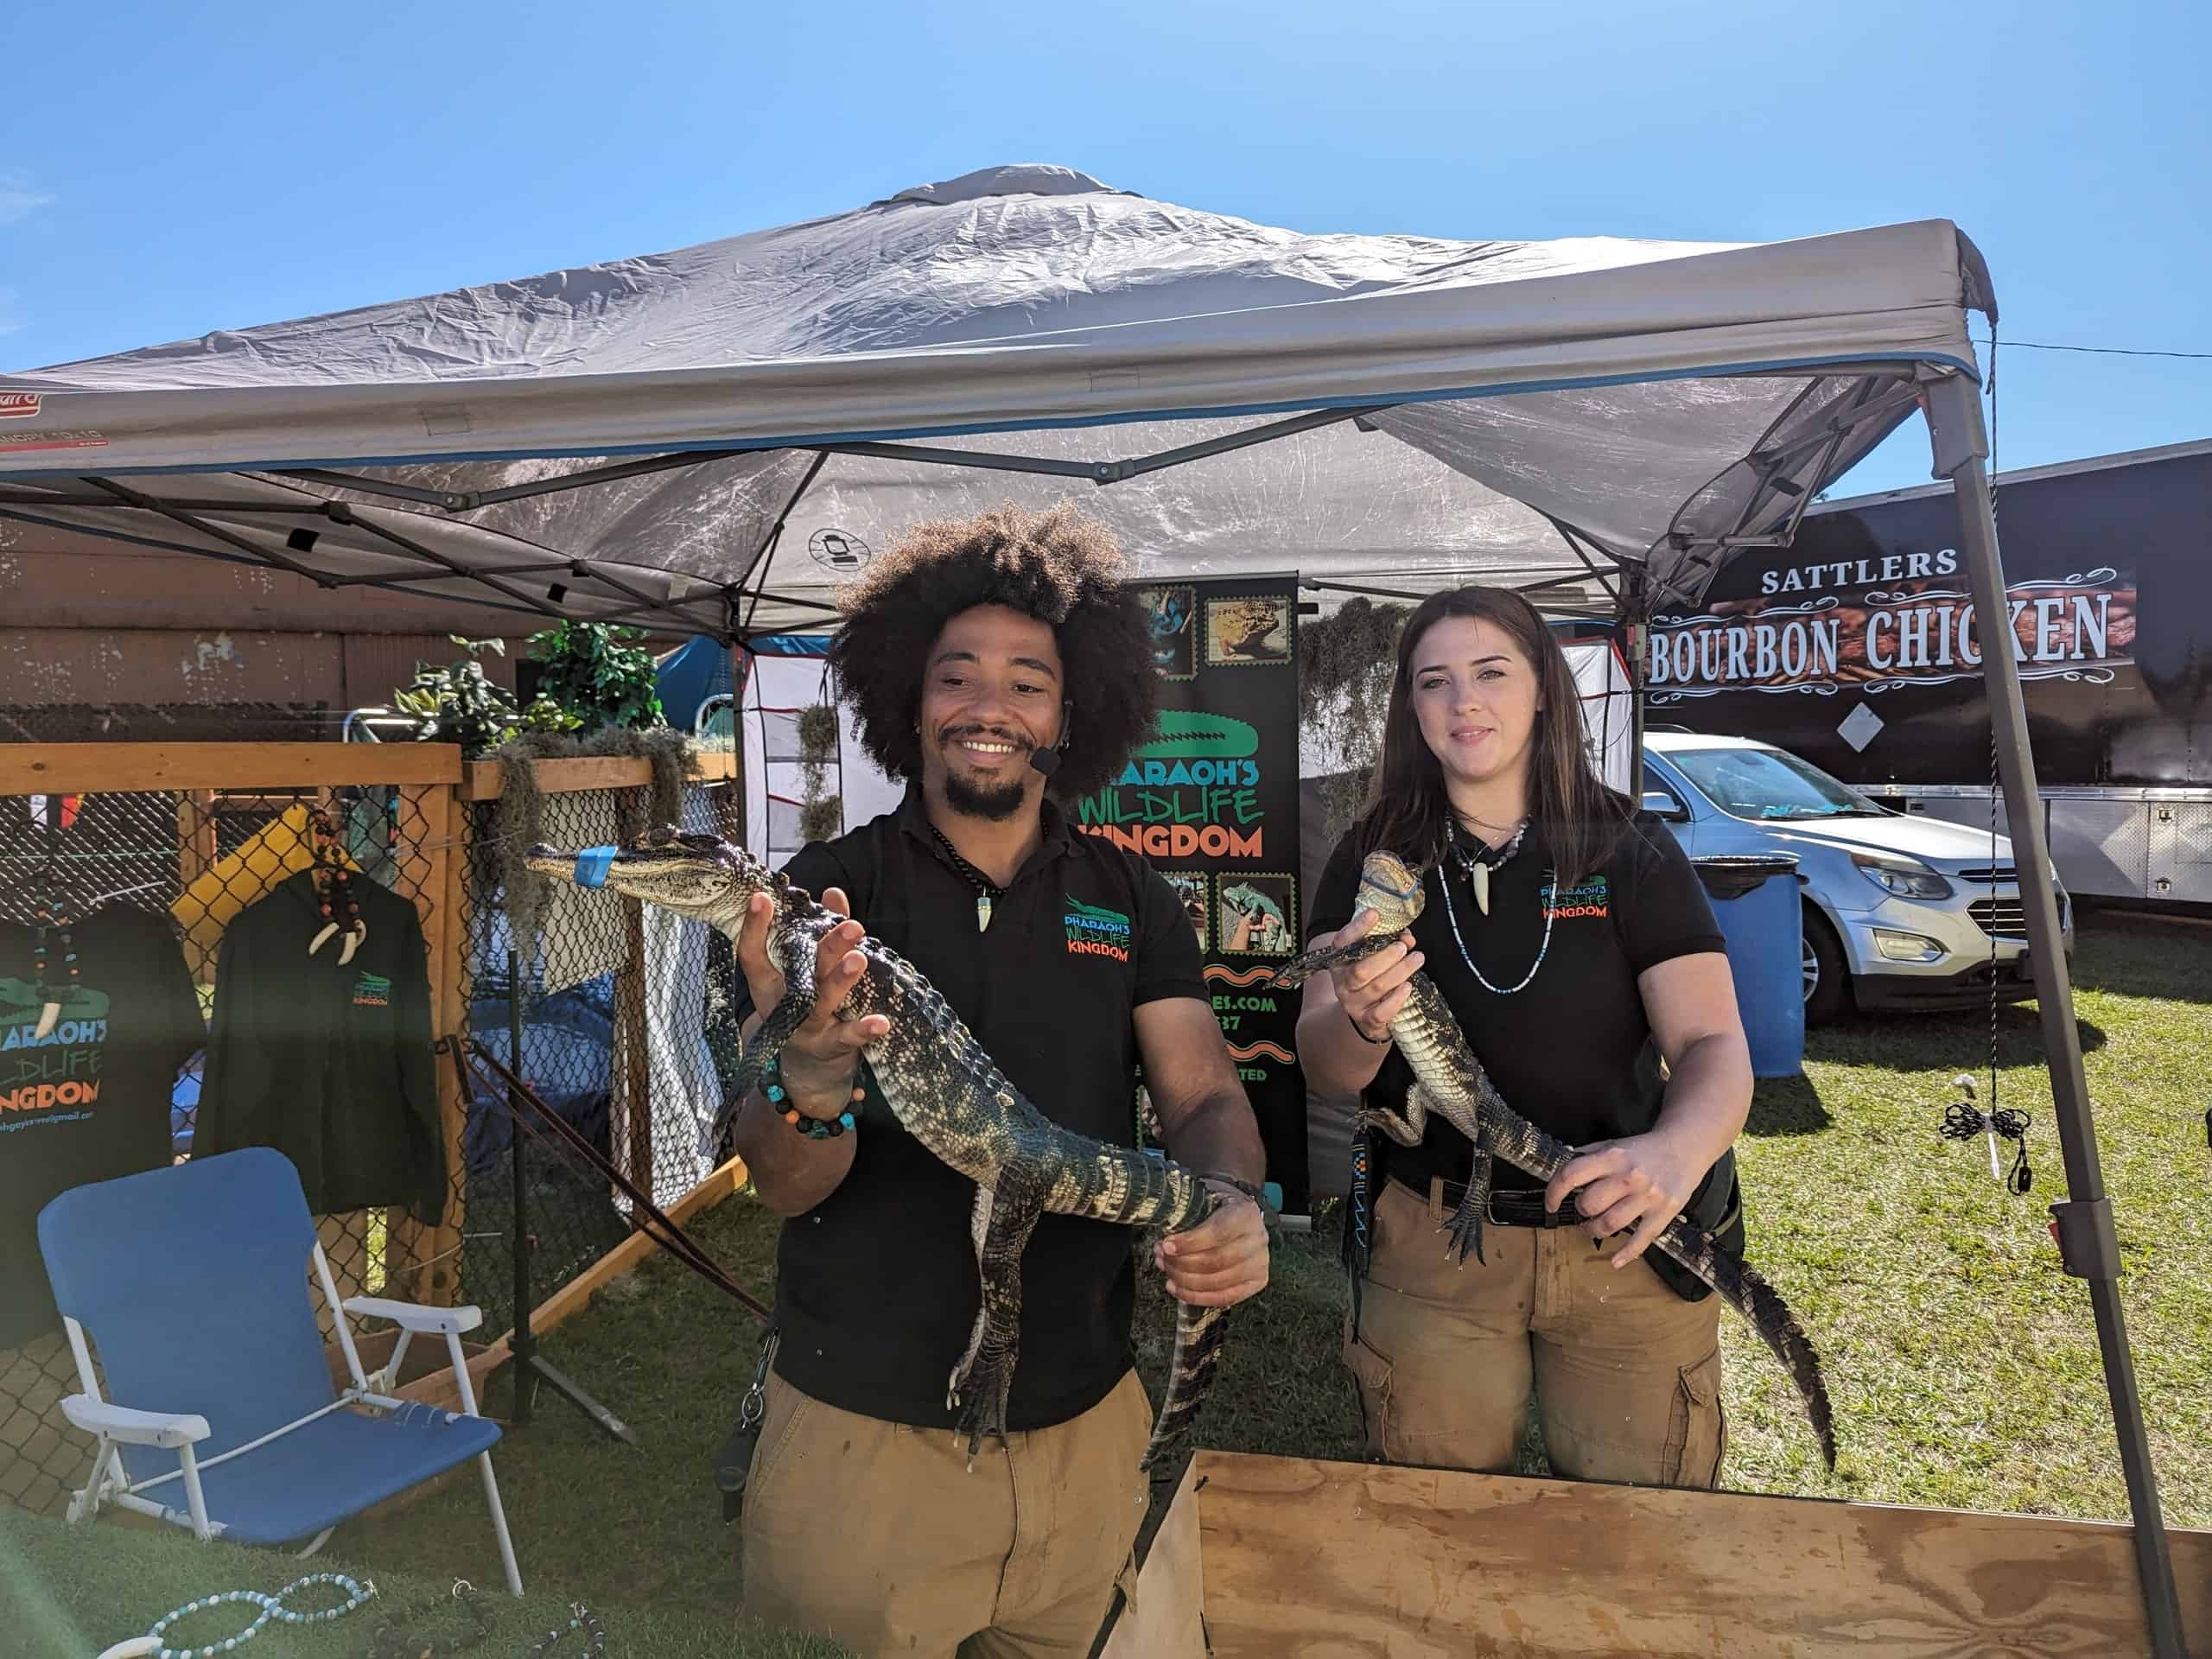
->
xmin=1297 ymin=585 xmax=1753 ymax=1488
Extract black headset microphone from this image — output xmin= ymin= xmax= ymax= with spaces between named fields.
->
xmin=1028 ymin=701 xmax=1074 ymax=779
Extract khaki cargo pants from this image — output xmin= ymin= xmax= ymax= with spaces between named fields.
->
xmin=740 ymin=1367 xmax=1150 ymax=1658
xmin=1344 ymin=1176 xmax=1726 ymax=1487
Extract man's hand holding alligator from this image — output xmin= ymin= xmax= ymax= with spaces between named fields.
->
xmin=734 ymin=885 xmax=887 ymax=1118
xmin=1155 ymin=1182 xmax=1268 ymax=1308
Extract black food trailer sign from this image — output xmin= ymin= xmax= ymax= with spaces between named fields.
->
xmin=1647 ymin=447 xmax=2211 ymax=787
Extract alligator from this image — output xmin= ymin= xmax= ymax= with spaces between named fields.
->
xmin=1129 ymin=709 xmax=1261 ymax=761
xmin=1270 ymin=849 xmax=1837 ymax=1471
xmin=524 ymin=830 xmax=1241 ymax=1472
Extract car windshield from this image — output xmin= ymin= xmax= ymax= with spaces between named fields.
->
xmin=1668 ymin=747 xmax=1886 ymax=822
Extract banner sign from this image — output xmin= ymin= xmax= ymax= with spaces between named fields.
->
xmin=1650 ymin=558 xmax=2136 ymax=703
xmin=1077 ymin=577 xmax=1308 ymax=1211
xmin=1645 ymin=446 xmax=2208 ymax=787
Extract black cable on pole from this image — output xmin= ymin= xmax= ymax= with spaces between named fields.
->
xmin=453 ymin=1039 xmax=772 ymax=1324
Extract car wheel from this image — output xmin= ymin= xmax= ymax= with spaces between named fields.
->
xmin=1802 ymin=905 xmax=1850 ymax=1025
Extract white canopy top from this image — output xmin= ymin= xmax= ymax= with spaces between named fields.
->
xmin=0 ymin=164 xmax=1992 ymax=635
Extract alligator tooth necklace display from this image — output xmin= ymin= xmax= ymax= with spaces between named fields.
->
xmin=1441 ymin=828 xmax=1554 ymax=995
xmin=1454 ymin=817 xmax=1527 ymax=917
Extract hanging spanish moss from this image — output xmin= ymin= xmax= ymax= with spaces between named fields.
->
xmin=1296 ymin=598 xmax=1410 ymax=848
xmin=795 ymin=703 xmax=844 ymax=845
xmin=493 ymin=726 xmax=700 ymax=954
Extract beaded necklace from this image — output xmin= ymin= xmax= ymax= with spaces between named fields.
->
xmin=1436 ymin=825 xmax=1555 ymax=997
xmin=133 ymin=1571 xmax=373 ymax=1659
xmin=523 ymin=1603 xmax=608 ymax=1657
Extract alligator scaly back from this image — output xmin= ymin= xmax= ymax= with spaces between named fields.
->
xmin=1274 ymin=850 xmax=1838 ymax=1471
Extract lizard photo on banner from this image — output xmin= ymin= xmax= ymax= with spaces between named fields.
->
xmin=1077 ymin=577 xmax=1308 ymax=1212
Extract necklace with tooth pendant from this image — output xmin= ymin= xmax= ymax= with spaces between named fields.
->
xmin=929 ymin=824 xmax=1009 ymax=932
xmin=1454 ymin=820 xmax=1529 ymax=916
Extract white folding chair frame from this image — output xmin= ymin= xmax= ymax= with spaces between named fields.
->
xmin=59 ymin=1238 xmax=523 ymax=1596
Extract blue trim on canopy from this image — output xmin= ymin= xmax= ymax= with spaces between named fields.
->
xmin=743 ymin=632 xmax=833 ymax=657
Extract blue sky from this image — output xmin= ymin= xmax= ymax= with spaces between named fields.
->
xmin=2 ymin=0 xmax=2204 ymax=497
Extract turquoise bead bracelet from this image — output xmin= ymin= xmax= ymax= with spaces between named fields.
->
xmin=764 ymin=1052 xmax=861 ymax=1139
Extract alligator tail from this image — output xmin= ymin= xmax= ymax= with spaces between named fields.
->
xmin=1444 ymin=1033 xmax=1840 ymax=1472
xmin=1140 ymin=1298 xmax=1232 ymax=1473
xmin=1075 ymin=1145 xmax=1214 ymax=1232
xmin=1656 ymin=1221 xmax=1837 ymax=1471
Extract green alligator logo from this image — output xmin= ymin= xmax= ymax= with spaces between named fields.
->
xmin=1129 ymin=709 xmax=1260 ymax=760
xmin=1065 ymin=893 xmax=1133 ymax=961
xmin=352 ymin=970 xmax=393 ymax=1007
xmin=1064 ymin=896 xmax=1132 ymax=934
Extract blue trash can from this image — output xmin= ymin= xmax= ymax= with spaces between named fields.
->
xmin=1692 ymin=855 xmax=1804 ymax=1078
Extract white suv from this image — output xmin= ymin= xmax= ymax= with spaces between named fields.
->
xmin=1639 ymin=732 xmax=2073 ymax=1022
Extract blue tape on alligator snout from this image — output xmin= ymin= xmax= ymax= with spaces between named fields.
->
xmin=574 ymin=846 xmax=618 ymax=888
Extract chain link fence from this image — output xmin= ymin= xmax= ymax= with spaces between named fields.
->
xmin=0 ymin=745 xmax=749 ymax=1518
xmin=454 ymin=778 xmax=747 ymax=1357
xmin=0 ymin=778 xmax=456 ymax=1516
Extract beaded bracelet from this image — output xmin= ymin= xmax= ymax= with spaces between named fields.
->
xmin=143 ymin=1571 xmax=374 ymax=1659
xmin=524 ymin=1602 xmax=607 ymax=1656
xmin=763 ymin=1052 xmax=861 ymax=1140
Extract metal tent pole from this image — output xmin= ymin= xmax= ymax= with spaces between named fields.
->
xmin=1624 ymin=568 xmax=1649 ymax=791
xmin=1923 ymin=373 xmax=2186 ymax=1658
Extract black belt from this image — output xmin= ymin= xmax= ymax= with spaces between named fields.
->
xmin=1402 ymin=1176 xmax=1588 ymax=1229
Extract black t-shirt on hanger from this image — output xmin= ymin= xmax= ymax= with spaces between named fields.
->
xmin=195 ymin=868 xmax=445 ymax=1222
xmin=0 ymin=905 xmax=204 ymax=1350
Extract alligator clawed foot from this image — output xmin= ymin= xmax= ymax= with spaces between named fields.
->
xmin=1441 ymin=1193 xmax=1486 ymax=1268
xmin=1353 ymin=1108 xmax=1421 ymax=1148
xmin=1270 ymin=932 xmax=1397 ymax=990
xmin=951 ymin=1360 xmax=1014 ymax=1467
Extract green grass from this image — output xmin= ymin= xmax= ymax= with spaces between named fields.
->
xmin=1717 ymin=912 xmax=2212 ymax=1522
xmin=0 ymin=1503 xmax=848 ymax=1659
xmin=10 ymin=917 xmax=2205 ymax=1653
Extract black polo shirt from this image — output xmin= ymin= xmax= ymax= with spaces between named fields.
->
xmin=1309 ymin=814 xmax=1726 ymax=1198
xmin=745 ymin=790 xmax=1206 ymax=1431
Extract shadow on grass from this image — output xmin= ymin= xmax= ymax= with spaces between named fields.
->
xmin=1746 ymin=1073 xmax=1831 ymax=1137
xmin=2070 ymin=910 xmax=2212 ymax=1003
xmin=1808 ymin=1001 xmax=2107 ymax=1071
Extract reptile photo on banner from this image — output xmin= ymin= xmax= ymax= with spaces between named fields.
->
xmin=1160 ymin=871 xmax=1210 ymax=950
xmin=1083 ymin=576 xmax=1307 ymax=1211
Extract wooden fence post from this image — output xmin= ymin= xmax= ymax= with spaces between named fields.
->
xmin=613 ymin=786 xmax=654 ymax=1209
xmin=395 ymin=781 xmax=468 ymax=1302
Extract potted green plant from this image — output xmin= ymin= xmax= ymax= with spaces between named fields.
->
xmin=524 ymin=621 xmax=667 ymax=734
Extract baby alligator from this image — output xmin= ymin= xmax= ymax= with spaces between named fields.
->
xmin=1271 ymin=849 xmax=1836 ymax=1471
xmin=524 ymin=830 xmax=1240 ymax=1471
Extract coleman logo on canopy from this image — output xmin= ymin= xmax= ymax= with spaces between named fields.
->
xmin=809 ymin=528 xmax=872 ymax=571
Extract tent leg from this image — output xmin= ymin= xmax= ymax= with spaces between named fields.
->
xmin=1924 ymin=374 xmax=2186 ymax=1659
xmin=1624 ymin=569 xmax=1649 ymax=789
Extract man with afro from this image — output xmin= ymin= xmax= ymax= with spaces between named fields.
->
xmin=728 ymin=502 xmax=1268 ymax=1657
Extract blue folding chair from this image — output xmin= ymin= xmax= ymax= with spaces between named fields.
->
xmin=37 ymin=1147 xmax=523 ymax=1594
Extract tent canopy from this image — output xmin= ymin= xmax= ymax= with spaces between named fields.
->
xmin=0 ymin=163 xmax=1992 ymax=637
